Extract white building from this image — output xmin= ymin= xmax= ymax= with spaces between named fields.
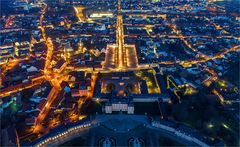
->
xmin=105 ymin=102 xmax=134 ymax=114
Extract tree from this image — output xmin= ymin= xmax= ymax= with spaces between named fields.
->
xmin=172 ymin=103 xmax=188 ymax=121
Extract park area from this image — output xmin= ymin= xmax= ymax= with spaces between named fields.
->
xmin=170 ymin=91 xmax=239 ymax=146
xmin=135 ymin=70 xmax=161 ymax=94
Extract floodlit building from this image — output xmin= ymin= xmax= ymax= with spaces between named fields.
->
xmin=105 ymin=98 xmax=134 ymax=114
xmin=0 ymin=45 xmax=14 ymax=63
xmin=14 ymin=41 xmax=30 ymax=57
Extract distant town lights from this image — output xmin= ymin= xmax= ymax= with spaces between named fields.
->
xmin=90 ymin=13 xmax=113 ymax=18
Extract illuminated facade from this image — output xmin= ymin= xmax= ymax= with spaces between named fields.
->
xmin=73 ymin=6 xmax=86 ymax=22
xmin=0 ymin=45 xmax=14 ymax=63
xmin=89 ymin=12 xmax=113 ymax=18
xmin=105 ymin=102 xmax=134 ymax=114
xmin=14 ymin=41 xmax=30 ymax=57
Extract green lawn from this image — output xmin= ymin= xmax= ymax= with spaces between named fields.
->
xmin=135 ymin=70 xmax=161 ymax=94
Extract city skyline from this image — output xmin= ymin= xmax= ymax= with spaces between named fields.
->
xmin=0 ymin=0 xmax=239 ymax=146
